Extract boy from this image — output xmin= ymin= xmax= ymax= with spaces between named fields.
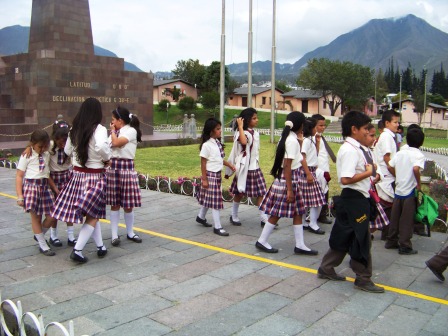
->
xmin=311 ymin=114 xmax=336 ymax=224
xmin=318 ymin=111 xmax=384 ymax=294
xmin=374 ymin=110 xmax=400 ymax=240
xmin=385 ymin=128 xmax=425 ymax=254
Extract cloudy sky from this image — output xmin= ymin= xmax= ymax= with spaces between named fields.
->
xmin=1 ymin=0 xmax=448 ymax=73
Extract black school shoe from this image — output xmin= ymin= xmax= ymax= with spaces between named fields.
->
xmin=39 ymin=248 xmax=56 ymax=256
xmin=425 ymin=261 xmax=445 ymax=281
xmin=213 ymin=228 xmax=229 ymax=236
xmin=229 ymin=216 xmax=242 ymax=226
xmin=255 ymin=241 xmax=278 ymax=253
xmin=307 ymin=227 xmax=325 ymax=235
xmin=97 ymin=246 xmax=108 ymax=258
xmin=196 ymin=216 xmax=212 ymax=227
xmin=67 ymin=238 xmax=77 ymax=246
xmin=49 ymin=237 xmax=63 ymax=247
xmin=354 ymin=281 xmax=385 ymax=293
xmin=294 ymin=247 xmax=318 ymax=256
xmin=399 ymin=247 xmax=418 ymax=255
xmin=127 ymin=234 xmax=142 ymax=243
xmin=70 ymin=249 xmax=88 ymax=263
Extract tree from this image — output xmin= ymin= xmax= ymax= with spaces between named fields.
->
xmin=297 ymin=58 xmax=374 ymax=116
xmin=172 ymin=59 xmax=206 ymax=88
xmin=275 ymin=80 xmax=293 ymax=93
xmin=203 ymin=61 xmax=230 ymax=93
xmin=200 ymin=91 xmax=220 ymax=109
xmin=178 ymin=96 xmax=196 ymax=112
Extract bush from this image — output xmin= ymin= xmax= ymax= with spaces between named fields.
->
xmin=158 ymin=99 xmax=171 ymax=112
xmin=200 ymin=91 xmax=220 ymax=109
xmin=178 ymin=96 xmax=196 ymax=112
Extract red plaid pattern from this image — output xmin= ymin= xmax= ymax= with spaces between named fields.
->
xmin=51 ymin=170 xmax=106 ymax=223
xmin=298 ymin=166 xmax=326 ymax=208
xmin=229 ymin=168 xmax=267 ymax=197
xmin=23 ymin=178 xmax=55 ymax=215
xmin=106 ymin=158 xmax=142 ymax=208
xmin=370 ymin=202 xmax=390 ymax=230
xmin=259 ymin=168 xmax=305 ymax=218
xmin=50 ymin=170 xmax=72 ymax=191
xmin=196 ymin=171 xmax=223 ymax=210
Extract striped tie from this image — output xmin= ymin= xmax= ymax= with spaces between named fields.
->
xmin=38 ymin=154 xmax=45 ymax=172
xmin=216 ymin=140 xmax=224 ymax=158
xmin=57 ymin=149 xmax=65 ymax=165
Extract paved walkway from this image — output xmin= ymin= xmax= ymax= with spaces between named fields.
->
xmin=0 ymin=167 xmax=447 ymax=335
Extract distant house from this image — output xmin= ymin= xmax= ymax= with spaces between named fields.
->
xmin=281 ymin=89 xmax=342 ymax=116
xmin=228 ymin=87 xmax=284 ymax=109
xmin=153 ymin=79 xmax=198 ymax=103
xmin=364 ymin=97 xmax=379 ymax=117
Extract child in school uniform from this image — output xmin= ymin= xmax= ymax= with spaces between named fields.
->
xmin=51 ymin=97 xmax=111 ymax=263
xmin=196 ymin=118 xmax=235 ymax=236
xmin=226 ymin=107 xmax=268 ymax=227
xmin=107 ymin=106 xmax=143 ymax=247
xmin=385 ymin=128 xmax=425 ymax=255
xmin=300 ymin=118 xmax=326 ymax=235
xmin=256 ymin=111 xmax=318 ymax=255
xmin=318 ymin=111 xmax=384 ymax=293
xmin=16 ymin=130 xmax=57 ymax=256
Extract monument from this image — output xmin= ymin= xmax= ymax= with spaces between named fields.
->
xmin=0 ymin=0 xmax=153 ymax=142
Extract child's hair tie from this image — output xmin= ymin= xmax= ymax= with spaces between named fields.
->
xmin=285 ymin=120 xmax=293 ymax=128
xmin=129 ymin=113 xmax=133 ymax=119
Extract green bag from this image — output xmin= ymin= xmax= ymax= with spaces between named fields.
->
xmin=415 ymin=190 xmax=439 ymax=227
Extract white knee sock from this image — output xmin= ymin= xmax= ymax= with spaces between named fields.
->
xmin=74 ymin=224 xmax=95 ymax=255
xmin=67 ymin=226 xmax=75 ymax=241
xmin=124 ymin=211 xmax=135 ymax=237
xmin=91 ymin=222 xmax=104 ymax=248
xmin=110 ymin=210 xmax=120 ymax=240
xmin=294 ymin=224 xmax=310 ymax=251
xmin=35 ymin=233 xmax=50 ymax=251
xmin=309 ymin=206 xmax=322 ymax=230
xmin=50 ymin=227 xmax=58 ymax=240
xmin=258 ymin=222 xmax=276 ymax=249
xmin=212 ymin=209 xmax=221 ymax=229
xmin=232 ymin=201 xmax=240 ymax=221
xmin=198 ymin=206 xmax=208 ymax=219
xmin=259 ymin=210 xmax=268 ymax=223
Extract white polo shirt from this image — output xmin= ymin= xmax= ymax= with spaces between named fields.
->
xmin=200 ymin=138 xmax=223 ymax=172
xmin=247 ymin=129 xmax=260 ymax=170
xmin=49 ymin=141 xmax=72 ymax=172
xmin=317 ymin=136 xmax=330 ymax=172
xmin=110 ymin=125 xmax=138 ymax=160
xmin=283 ymin=131 xmax=302 ymax=170
xmin=374 ymin=128 xmax=397 ymax=179
xmin=17 ymin=149 xmax=50 ymax=179
xmin=389 ymin=147 xmax=425 ymax=196
xmin=301 ymin=137 xmax=319 ymax=167
xmin=337 ymin=137 xmax=370 ymax=198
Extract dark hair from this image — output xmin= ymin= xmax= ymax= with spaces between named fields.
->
xmin=49 ymin=127 xmax=70 ymax=164
xmin=366 ymin=123 xmax=375 ymax=131
xmin=397 ymin=125 xmax=404 ymax=132
xmin=30 ymin=130 xmax=50 ymax=146
xmin=70 ymin=97 xmax=103 ymax=167
xmin=407 ymin=123 xmax=421 ymax=131
xmin=377 ymin=120 xmax=384 ymax=130
xmin=233 ymin=107 xmax=257 ymax=131
xmin=406 ymin=128 xmax=425 ymax=148
xmin=112 ymin=106 xmax=142 ymax=142
xmin=341 ymin=111 xmax=372 ymax=137
xmin=271 ymin=111 xmax=305 ymax=179
xmin=200 ymin=118 xmax=222 ymax=150
xmin=303 ymin=117 xmax=317 ymax=137
xmin=381 ymin=109 xmax=400 ymax=123
xmin=52 ymin=119 xmax=70 ymax=135
xmin=311 ymin=114 xmax=325 ymax=121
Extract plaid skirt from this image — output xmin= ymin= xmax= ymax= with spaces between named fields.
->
xmin=229 ymin=168 xmax=267 ymax=197
xmin=259 ymin=168 xmax=305 ymax=218
xmin=298 ymin=166 xmax=326 ymax=208
xmin=370 ymin=202 xmax=390 ymax=230
xmin=23 ymin=178 xmax=55 ymax=215
xmin=196 ymin=171 xmax=223 ymax=210
xmin=51 ymin=170 xmax=106 ymax=223
xmin=106 ymin=158 xmax=142 ymax=208
xmin=50 ymin=169 xmax=72 ymax=192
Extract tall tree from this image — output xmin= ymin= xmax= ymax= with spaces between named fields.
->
xmin=203 ymin=61 xmax=230 ymax=93
xmin=172 ymin=59 xmax=206 ymax=88
xmin=297 ymin=58 xmax=373 ymax=116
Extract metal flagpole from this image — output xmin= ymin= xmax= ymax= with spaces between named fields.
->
xmin=270 ymin=0 xmax=276 ymax=143
xmin=219 ymin=0 xmax=226 ymax=142
xmin=248 ymin=0 xmax=253 ymax=108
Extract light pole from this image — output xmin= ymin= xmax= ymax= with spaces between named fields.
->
xmin=166 ymin=102 xmax=169 ymax=124
xmin=423 ymin=70 xmax=427 ymax=132
xmin=399 ymin=73 xmax=402 ymax=114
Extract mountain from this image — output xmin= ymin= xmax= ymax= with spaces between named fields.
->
xmin=0 ymin=25 xmax=142 ymax=72
xmin=228 ymin=14 xmax=448 ymax=78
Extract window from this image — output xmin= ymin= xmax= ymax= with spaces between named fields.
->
xmin=262 ymin=97 xmax=266 ymax=105
xmin=323 ymin=100 xmax=327 ymax=109
xmin=443 ymin=111 xmax=448 ymax=120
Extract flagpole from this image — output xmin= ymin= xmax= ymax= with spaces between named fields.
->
xmin=270 ymin=0 xmax=276 ymax=143
xmin=248 ymin=0 xmax=253 ymax=108
xmin=219 ymin=0 xmax=226 ymax=142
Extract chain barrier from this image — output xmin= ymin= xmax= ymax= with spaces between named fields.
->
xmin=0 ymin=124 xmax=53 ymax=138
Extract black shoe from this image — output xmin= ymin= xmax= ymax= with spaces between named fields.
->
xmin=39 ymin=248 xmax=56 ymax=256
xmin=49 ymin=237 xmax=63 ymax=247
xmin=111 ymin=237 xmax=121 ymax=247
xmin=97 ymin=246 xmax=108 ymax=258
xmin=213 ymin=228 xmax=229 ymax=236
xmin=425 ymin=261 xmax=445 ymax=281
xmin=294 ymin=247 xmax=318 ymax=256
xmin=70 ymin=249 xmax=88 ymax=263
xmin=318 ymin=217 xmax=333 ymax=224
xmin=384 ymin=242 xmax=399 ymax=249
xmin=317 ymin=267 xmax=346 ymax=281
xmin=307 ymin=227 xmax=325 ymax=235
xmin=196 ymin=216 xmax=212 ymax=227
xmin=230 ymin=216 xmax=242 ymax=226
xmin=67 ymin=238 xmax=77 ymax=246
xmin=399 ymin=247 xmax=418 ymax=255
xmin=354 ymin=281 xmax=385 ymax=293
xmin=127 ymin=234 xmax=142 ymax=243
xmin=255 ymin=241 xmax=278 ymax=253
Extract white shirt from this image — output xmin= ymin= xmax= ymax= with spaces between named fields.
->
xmin=283 ymin=132 xmax=302 ymax=170
xmin=247 ymin=129 xmax=260 ymax=170
xmin=389 ymin=147 xmax=425 ymax=196
xmin=337 ymin=137 xmax=370 ymax=198
xmin=301 ymin=137 xmax=319 ymax=167
xmin=49 ymin=141 xmax=72 ymax=172
xmin=374 ymin=128 xmax=397 ymax=179
xmin=317 ymin=135 xmax=330 ymax=172
xmin=66 ymin=124 xmax=111 ymax=168
xmin=109 ymin=125 xmax=138 ymax=160
xmin=200 ymin=138 xmax=223 ymax=172
xmin=17 ymin=149 xmax=50 ymax=179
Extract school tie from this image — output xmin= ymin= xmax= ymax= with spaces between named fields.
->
xmin=360 ymin=147 xmax=376 ymax=177
xmin=216 ymin=140 xmax=224 ymax=158
xmin=322 ymin=136 xmax=337 ymax=163
xmin=57 ymin=148 xmax=65 ymax=165
xmin=38 ymin=154 xmax=45 ymax=172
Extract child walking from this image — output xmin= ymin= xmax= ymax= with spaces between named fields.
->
xmin=196 ymin=118 xmax=235 ymax=236
xmin=107 ymin=106 xmax=143 ymax=246
xmin=16 ymin=130 xmax=57 ymax=256
xmin=226 ymin=108 xmax=268 ymax=227
xmin=300 ymin=118 xmax=326 ymax=235
xmin=256 ymin=111 xmax=318 ymax=255
xmin=51 ymin=97 xmax=111 ymax=263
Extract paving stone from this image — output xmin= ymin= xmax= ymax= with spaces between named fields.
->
xmin=0 ymin=259 xmax=29 ymax=273
xmin=234 ymin=313 xmax=306 ymax=336
xmin=99 ymin=317 xmax=172 ymax=336
xmin=423 ymin=305 xmax=448 ymax=335
xmin=267 ymin=272 xmax=327 ymax=300
xmin=159 ymin=246 xmax=217 ymax=266
xmin=299 ymin=310 xmax=370 ymax=336
xmin=208 ymin=258 xmax=267 ymax=281
xmin=158 ymin=258 xmax=223 ymax=283
xmin=336 ymin=291 xmax=396 ymax=321
xmin=394 ymin=295 xmax=442 ymax=315
xmin=108 ymin=259 xmax=178 ymax=282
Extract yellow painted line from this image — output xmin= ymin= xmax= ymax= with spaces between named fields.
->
xmin=3 ymin=192 xmax=448 ymax=306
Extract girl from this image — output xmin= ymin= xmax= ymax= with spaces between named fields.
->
xmin=16 ymin=130 xmax=57 ymax=256
xmin=51 ymin=97 xmax=111 ymax=263
xmin=300 ymin=118 xmax=326 ymax=235
xmin=257 ymin=111 xmax=318 ymax=255
xmin=196 ymin=118 xmax=235 ymax=236
xmin=107 ymin=106 xmax=143 ymax=247
xmin=226 ymin=108 xmax=268 ymax=227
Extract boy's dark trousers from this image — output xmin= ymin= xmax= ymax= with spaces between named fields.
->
xmin=386 ymin=195 xmax=416 ymax=249
xmin=426 ymin=246 xmax=448 ymax=274
xmin=320 ymin=188 xmax=373 ymax=284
